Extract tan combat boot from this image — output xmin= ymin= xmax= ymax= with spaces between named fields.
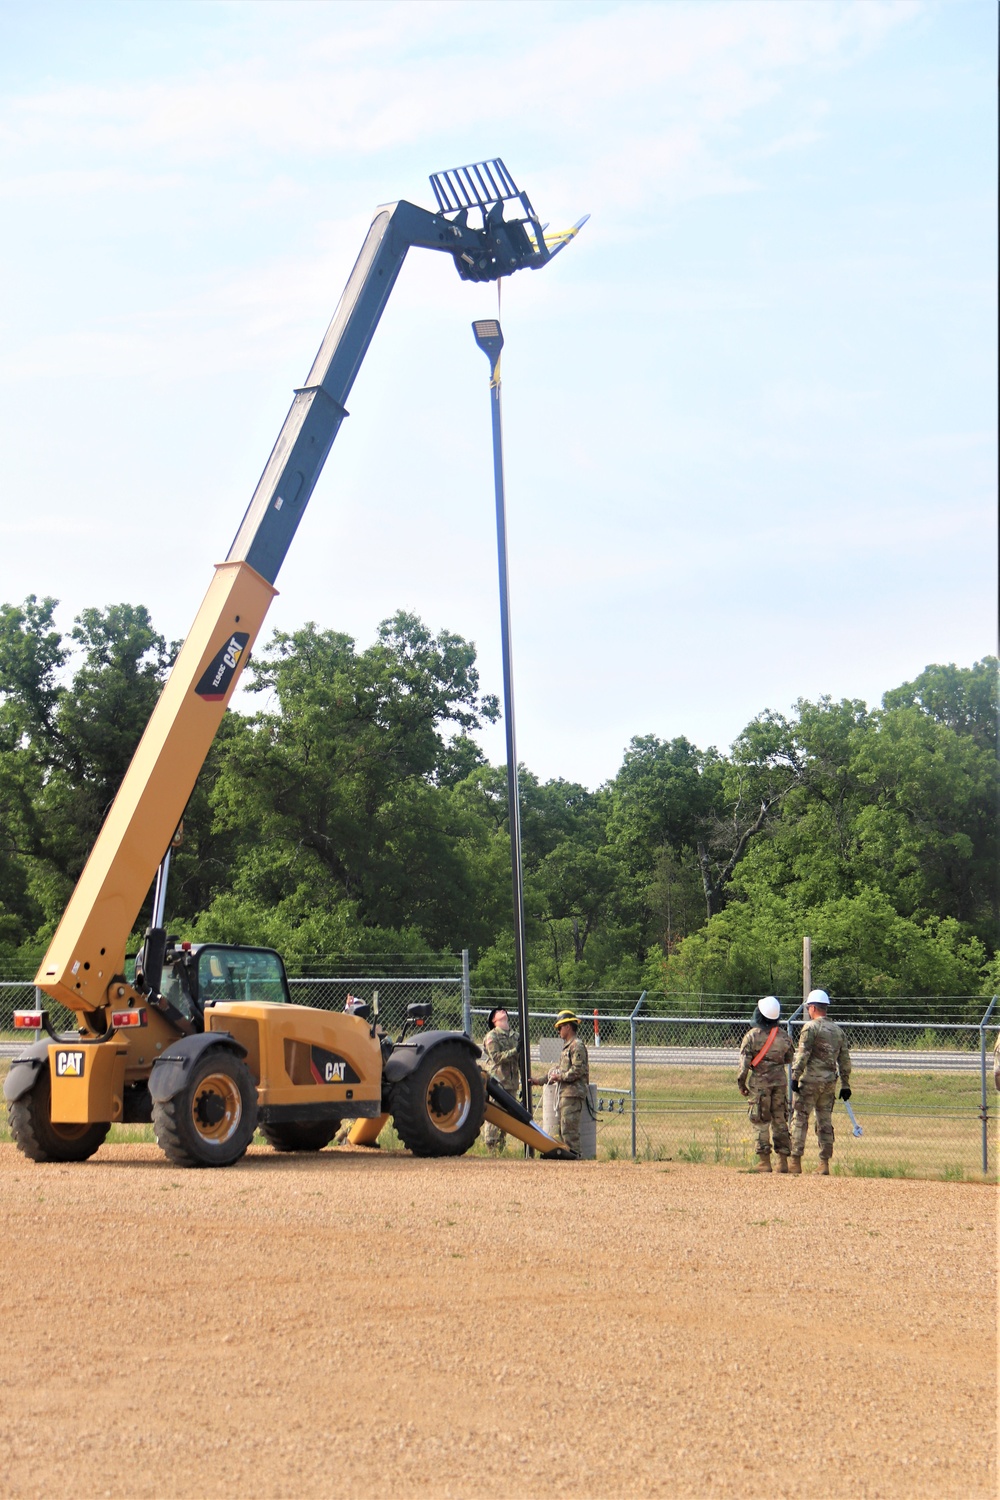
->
xmin=755 ymin=1155 xmax=772 ymax=1173
xmin=788 ymin=1156 xmax=802 ymax=1174
xmin=776 ymin=1154 xmax=789 ymax=1173
xmin=815 ymin=1159 xmax=830 ymax=1175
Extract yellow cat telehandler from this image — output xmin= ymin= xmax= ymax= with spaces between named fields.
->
xmin=4 ymin=161 xmax=585 ymax=1168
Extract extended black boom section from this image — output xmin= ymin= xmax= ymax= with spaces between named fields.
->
xmin=485 ymin=1075 xmax=534 ymax=1128
xmin=226 ymin=160 xmax=583 ymax=588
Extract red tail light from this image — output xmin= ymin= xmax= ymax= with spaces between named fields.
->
xmin=111 ymin=1009 xmax=147 ymax=1028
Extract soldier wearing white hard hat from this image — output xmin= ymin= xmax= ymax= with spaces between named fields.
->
xmin=736 ymin=996 xmax=795 ymax=1172
xmin=789 ymin=989 xmax=852 ymax=1175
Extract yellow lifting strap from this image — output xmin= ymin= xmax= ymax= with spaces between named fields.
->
xmin=751 ymin=1026 xmax=780 ymax=1068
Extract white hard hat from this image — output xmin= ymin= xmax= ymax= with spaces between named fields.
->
xmin=759 ymin=996 xmax=781 ymax=1021
xmin=807 ymin=988 xmax=830 ymax=1008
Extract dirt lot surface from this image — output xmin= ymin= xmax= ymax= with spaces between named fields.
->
xmin=1 ymin=1143 xmax=995 ymax=1500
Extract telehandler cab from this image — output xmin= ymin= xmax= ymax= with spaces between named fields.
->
xmin=4 ymin=161 xmax=586 ymax=1168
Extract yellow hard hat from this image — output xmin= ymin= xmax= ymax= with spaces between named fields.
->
xmin=554 ymin=1009 xmax=580 ymax=1029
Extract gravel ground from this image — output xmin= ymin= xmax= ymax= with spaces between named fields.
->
xmin=1 ymin=1142 xmax=995 ymax=1500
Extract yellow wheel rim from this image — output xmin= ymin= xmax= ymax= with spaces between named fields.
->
xmin=425 ymin=1065 xmax=472 ymax=1133
xmin=51 ymin=1121 xmax=97 ymax=1142
xmin=191 ymin=1072 xmax=243 ymax=1144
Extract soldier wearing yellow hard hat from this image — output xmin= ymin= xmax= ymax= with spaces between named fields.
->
xmin=534 ymin=1009 xmax=589 ymax=1157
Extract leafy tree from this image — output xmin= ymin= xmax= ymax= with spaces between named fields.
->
xmin=850 ymin=706 xmax=998 ymax=938
xmin=203 ymin=613 xmax=500 ymax=946
xmin=0 ymin=589 xmax=994 ymax=1016
xmin=52 ymin=604 xmax=173 ymax=871
xmin=695 ymin=711 xmax=805 ymax=918
xmin=0 ymin=598 xmax=174 ymax=941
xmin=882 ymin=658 xmax=998 ymax=751
xmin=655 ymin=886 xmax=986 ymax=1003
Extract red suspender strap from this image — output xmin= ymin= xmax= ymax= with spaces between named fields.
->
xmin=751 ymin=1027 xmax=780 ymax=1068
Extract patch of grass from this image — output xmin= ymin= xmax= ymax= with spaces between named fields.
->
xmin=833 ymin=1159 xmax=914 ymax=1179
xmin=587 ymin=1058 xmax=998 ymax=1181
xmin=941 ymin=1163 xmax=965 ymax=1181
xmin=677 ymin=1140 xmax=707 ymax=1163
xmin=376 ymin=1121 xmax=404 ymax=1152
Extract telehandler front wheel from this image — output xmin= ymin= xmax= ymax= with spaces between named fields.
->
xmin=261 ymin=1120 xmax=337 ymax=1153
xmin=8 ymin=1068 xmax=109 ymax=1163
xmin=391 ymin=1043 xmax=485 ymax=1157
xmin=152 ymin=1048 xmax=257 ymax=1168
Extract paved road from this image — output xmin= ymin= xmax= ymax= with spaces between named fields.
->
xmin=574 ymin=1045 xmax=983 ymax=1073
xmin=0 ymin=1040 xmax=983 ymax=1072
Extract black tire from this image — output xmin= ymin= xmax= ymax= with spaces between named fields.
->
xmin=152 ymin=1048 xmax=257 ymax=1168
xmin=391 ymin=1043 xmax=485 ymax=1157
xmin=8 ymin=1068 xmax=109 ymax=1163
xmin=260 ymin=1120 xmax=337 ymax=1153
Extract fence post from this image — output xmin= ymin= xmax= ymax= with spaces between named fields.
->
xmin=461 ymin=949 xmax=471 ymax=1035
xmin=979 ymin=995 xmax=996 ymax=1174
xmin=630 ymin=991 xmax=646 ymax=1160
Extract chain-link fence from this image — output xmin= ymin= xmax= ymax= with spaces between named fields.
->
xmin=283 ymin=949 xmax=471 ymax=1037
xmin=4 ymin=971 xmax=997 ymax=1179
xmin=286 ymin=975 xmax=467 ymax=1038
xmin=0 ymin=982 xmax=40 ymax=1034
xmin=470 ymin=994 xmax=999 ymax=1181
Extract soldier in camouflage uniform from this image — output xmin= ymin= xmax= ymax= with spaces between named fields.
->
xmin=737 ymin=995 xmax=795 ymax=1173
xmin=994 ymin=1033 xmax=1000 ymax=1094
xmin=481 ymin=1007 xmax=521 ymax=1152
xmin=789 ymin=988 xmax=852 ymax=1175
xmin=545 ymin=1009 xmax=590 ymax=1158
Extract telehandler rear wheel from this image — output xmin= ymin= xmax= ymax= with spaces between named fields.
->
xmin=391 ymin=1043 xmax=485 ymax=1157
xmin=152 ymin=1048 xmax=257 ymax=1168
xmin=8 ymin=1068 xmax=109 ymax=1163
xmin=261 ymin=1121 xmax=337 ymax=1153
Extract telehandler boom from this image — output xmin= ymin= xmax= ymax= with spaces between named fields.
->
xmin=4 ymin=162 xmax=586 ymax=1167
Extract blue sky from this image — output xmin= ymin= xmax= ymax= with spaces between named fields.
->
xmin=0 ymin=0 xmax=995 ymax=787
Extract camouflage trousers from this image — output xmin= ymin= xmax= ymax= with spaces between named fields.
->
xmin=790 ymin=1080 xmax=836 ymax=1160
xmin=747 ymin=1082 xmax=790 ymax=1157
xmin=559 ymin=1096 xmax=584 ymax=1156
xmin=482 ymin=1118 xmax=508 ymax=1151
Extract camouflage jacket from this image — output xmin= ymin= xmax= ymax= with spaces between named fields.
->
xmin=993 ymin=1035 xmax=1000 ymax=1093
xmin=737 ymin=1024 xmax=794 ymax=1090
xmin=554 ymin=1036 xmax=589 ymax=1099
xmin=482 ymin=1026 xmax=519 ymax=1092
xmin=792 ymin=1018 xmax=851 ymax=1087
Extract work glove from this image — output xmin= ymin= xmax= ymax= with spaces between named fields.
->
xmin=791 ymin=1079 xmax=800 ymax=1093
xmin=839 ymin=1086 xmax=852 ymax=1101
xmin=738 ymin=1082 xmax=749 ymax=1097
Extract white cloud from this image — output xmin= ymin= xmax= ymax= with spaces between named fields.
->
xmin=0 ymin=2 xmax=922 ymax=200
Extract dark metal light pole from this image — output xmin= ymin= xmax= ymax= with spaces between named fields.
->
xmin=471 ymin=318 xmax=531 ymax=1123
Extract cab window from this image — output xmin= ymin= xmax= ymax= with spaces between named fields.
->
xmin=197 ymin=948 xmax=289 ymax=1006
xmin=160 ymin=962 xmax=198 ymax=1022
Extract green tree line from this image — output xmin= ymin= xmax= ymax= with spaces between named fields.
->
xmin=1 ymin=595 xmax=996 ymax=1004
